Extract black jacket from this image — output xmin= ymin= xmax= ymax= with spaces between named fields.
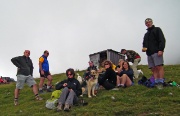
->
xmin=55 ymin=78 xmax=82 ymax=97
xmin=11 ymin=56 xmax=33 ymax=76
xmin=103 ymin=68 xmax=117 ymax=86
xmin=143 ymin=25 xmax=166 ymax=56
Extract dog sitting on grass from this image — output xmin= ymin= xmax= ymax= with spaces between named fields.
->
xmin=86 ymin=70 xmax=99 ymax=98
xmin=79 ymin=70 xmax=99 ymax=98
xmin=76 ymin=73 xmax=83 ymax=85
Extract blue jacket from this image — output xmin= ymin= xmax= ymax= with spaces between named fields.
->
xmin=40 ymin=55 xmax=49 ymax=72
xmin=119 ymin=68 xmax=134 ymax=83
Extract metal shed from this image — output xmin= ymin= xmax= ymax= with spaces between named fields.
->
xmin=89 ymin=49 xmax=125 ymax=67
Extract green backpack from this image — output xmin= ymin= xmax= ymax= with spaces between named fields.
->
xmin=51 ymin=90 xmax=62 ymax=99
xmin=45 ymin=90 xmax=62 ymax=110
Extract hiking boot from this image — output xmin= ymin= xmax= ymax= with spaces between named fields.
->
xmin=38 ymin=90 xmax=44 ymax=94
xmin=35 ymin=95 xmax=43 ymax=100
xmin=64 ymin=104 xmax=70 ymax=111
xmin=14 ymin=99 xmax=18 ymax=106
xmin=46 ymin=88 xmax=52 ymax=92
xmin=155 ymin=82 xmax=163 ymax=90
xmin=56 ymin=103 xmax=63 ymax=112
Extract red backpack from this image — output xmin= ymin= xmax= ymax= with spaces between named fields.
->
xmin=0 ymin=78 xmax=4 ymax=83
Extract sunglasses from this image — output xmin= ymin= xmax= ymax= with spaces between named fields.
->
xmin=26 ymin=52 xmax=30 ymax=55
xmin=47 ymin=53 xmax=49 ymax=55
xmin=104 ymin=64 xmax=109 ymax=65
xmin=67 ymin=74 xmax=73 ymax=76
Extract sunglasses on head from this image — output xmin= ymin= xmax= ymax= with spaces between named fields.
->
xmin=145 ymin=19 xmax=152 ymax=24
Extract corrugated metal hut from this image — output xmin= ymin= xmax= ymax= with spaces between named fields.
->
xmin=89 ymin=49 xmax=125 ymax=67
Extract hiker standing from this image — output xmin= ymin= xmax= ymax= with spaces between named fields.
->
xmin=11 ymin=50 xmax=43 ymax=106
xmin=38 ymin=50 xmax=53 ymax=93
xmin=120 ymin=49 xmax=141 ymax=79
xmin=142 ymin=18 xmax=166 ymax=87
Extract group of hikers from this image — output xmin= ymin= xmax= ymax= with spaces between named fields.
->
xmin=10 ymin=18 xmax=166 ymax=111
xmin=0 ymin=76 xmax=16 ymax=84
xmin=0 ymin=76 xmax=8 ymax=84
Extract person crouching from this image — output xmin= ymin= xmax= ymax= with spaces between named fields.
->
xmin=56 ymin=68 xmax=82 ymax=111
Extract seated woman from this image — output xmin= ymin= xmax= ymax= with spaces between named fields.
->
xmin=117 ymin=61 xmax=134 ymax=88
xmin=98 ymin=60 xmax=117 ymax=90
xmin=55 ymin=68 xmax=82 ymax=111
xmin=115 ymin=59 xmax=124 ymax=74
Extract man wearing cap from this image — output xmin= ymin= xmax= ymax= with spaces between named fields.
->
xmin=142 ymin=18 xmax=166 ymax=87
xmin=121 ymin=49 xmax=141 ymax=79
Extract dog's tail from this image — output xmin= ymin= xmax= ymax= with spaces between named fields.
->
xmin=138 ymin=69 xmax=143 ymax=75
xmin=140 ymin=69 xmax=143 ymax=74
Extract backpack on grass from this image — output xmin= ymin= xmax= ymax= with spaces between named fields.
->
xmin=45 ymin=98 xmax=58 ymax=110
xmin=138 ymin=75 xmax=155 ymax=88
xmin=45 ymin=90 xmax=62 ymax=110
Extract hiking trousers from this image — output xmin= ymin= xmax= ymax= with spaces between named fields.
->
xmin=58 ymin=87 xmax=78 ymax=105
xmin=132 ymin=58 xmax=141 ymax=78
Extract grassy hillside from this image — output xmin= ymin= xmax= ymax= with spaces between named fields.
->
xmin=0 ymin=65 xmax=180 ymax=116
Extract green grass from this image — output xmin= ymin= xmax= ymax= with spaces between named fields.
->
xmin=0 ymin=65 xmax=180 ymax=116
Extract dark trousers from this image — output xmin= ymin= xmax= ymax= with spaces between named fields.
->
xmin=102 ymin=81 xmax=115 ymax=90
xmin=98 ymin=73 xmax=115 ymax=90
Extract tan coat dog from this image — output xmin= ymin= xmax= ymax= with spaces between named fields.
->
xmin=86 ymin=70 xmax=98 ymax=98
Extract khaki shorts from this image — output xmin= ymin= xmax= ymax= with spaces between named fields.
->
xmin=16 ymin=75 xmax=36 ymax=89
xmin=147 ymin=53 xmax=164 ymax=69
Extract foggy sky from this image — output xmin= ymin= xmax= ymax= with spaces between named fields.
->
xmin=0 ymin=0 xmax=180 ymax=80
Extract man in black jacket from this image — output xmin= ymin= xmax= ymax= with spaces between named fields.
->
xmin=142 ymin=18 xmax=166 ymax=87
xmin=83 ymin=61 xmax=97 ymax=80
xmin=11 ymin=50 xmax=43 ymax=106
xmin=56 ymin=68 xmax=82 ymax=111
